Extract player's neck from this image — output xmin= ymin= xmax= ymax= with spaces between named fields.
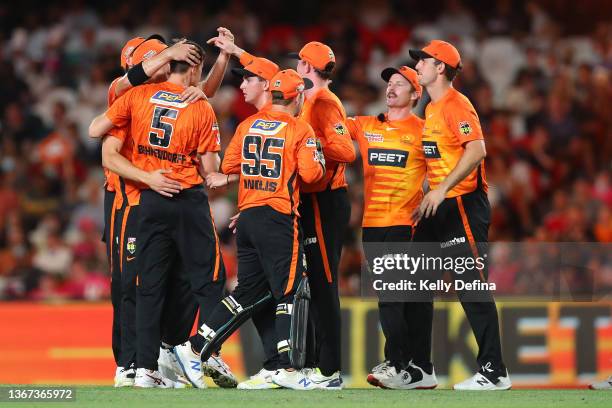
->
xmin=254 ymin=93 xmax=271 ymax=111
xmin=305 ymin=78 xmax=330 ymax=99
xmin=167 ymin=73 xmax=190 ymax=88
xmin=270 ymin=104 xmax=295 ymax=116
xmin=427 ymin=81 xmax=453 ymax=103
xmin=387 ymin=106 xmax=412 ymax=122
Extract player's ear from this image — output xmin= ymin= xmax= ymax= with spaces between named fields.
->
xmin=263 ymin=80 xmax=270 ymax=91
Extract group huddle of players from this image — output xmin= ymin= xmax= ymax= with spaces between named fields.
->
xmin=88 ymin=27 xmax=514 ymax=391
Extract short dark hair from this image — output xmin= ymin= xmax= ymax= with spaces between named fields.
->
xmin=434 ymin=60 xmax=460 ymax=82
xmin=170 ymin=40 xmax=205 ymax=73
xmin=271 ymin=91 xmax=293 ymax=105
xmin=314 ymin=61 xmax=335 ymax=80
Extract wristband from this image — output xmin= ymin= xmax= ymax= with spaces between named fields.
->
xmin=127 ymin=62 xmax=150 ymax=86
xmin=226 ymin=174 xmax=230 ymax=185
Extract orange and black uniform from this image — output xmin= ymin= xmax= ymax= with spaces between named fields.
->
xmin=105 ymin=81 xmax=226 ymax=370
xmin=413 ymin=87 xmax=506 ymax=380
xmin=192 ymin=109 xmax=324 ymax=369
xmin=348 ymin=113 xmax=433 ymax=371
xmin=298 ymin=88 xmax=355 ymax=375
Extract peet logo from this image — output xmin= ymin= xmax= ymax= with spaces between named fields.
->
xmin=422 ymin=141 xmax=441 ymax=158
xmin=249 ymin=119 xmax=287 ymax=135
xmin=150 ymin=91 xmax=188 ymax=108
xmin=368 ymin=148 xmax=408 ymax=168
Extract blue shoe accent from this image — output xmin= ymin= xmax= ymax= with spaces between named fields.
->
xmin=190 ymin=360 xmax=201 ymax=372
xmin=323 ymin=377 xmax=343 ymax=389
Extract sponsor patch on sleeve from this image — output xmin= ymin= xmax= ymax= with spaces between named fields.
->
xmin=333 ymin=122 xmax=348 ymax=135
xmin=458 ymin=121 xmax=472 ymax=136
xmin=305 ymin=137 xmax=317 ymax=147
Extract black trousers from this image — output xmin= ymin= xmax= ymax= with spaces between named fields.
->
xmin=136 ymin=186 xmax=225 ymax=369
xmin=413 ymin=189 xmax=506 ymax=380
xmin=103 ymin=189 xmax=122 ymax=367
xmin=299 ymin=188 xmax=350 ymax=376
xmin=362 ymin=226 xmax=433 ymax=371
xmin=200 ymin=206 xmax=303 ymax=369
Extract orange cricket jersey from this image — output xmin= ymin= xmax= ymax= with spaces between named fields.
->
xmin=105 ymin=81 xmax=221 ymax=190
xmin=299 ymin=88 xmax=355 ymax=193
xmin=221 ymin=109 xmax=325 ymax=215
xmin=422 ymin=87 xmax=487 ymax=198
xmin=348 ymin=114 xmax=425 ymax=227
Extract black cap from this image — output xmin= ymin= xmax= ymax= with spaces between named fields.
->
xmin=231 ymin=67 xmax=258 ymax=78
xmin=145 ymin=34 xmax=167 ymax=44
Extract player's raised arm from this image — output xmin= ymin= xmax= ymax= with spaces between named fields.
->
xmin=296 ymin=122 xmax=326 ymax=184
xmin=311 ymin=99 xmax=356 ymax=163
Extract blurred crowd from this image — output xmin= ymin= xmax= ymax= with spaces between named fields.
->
xmin=0 ymin=0 xmax=610 ymax=300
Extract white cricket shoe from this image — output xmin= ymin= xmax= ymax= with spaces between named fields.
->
xmin=453 ymin=371 xmax=512 ymax=391
xmin=158 ymin=346 xmax=192 ymax=387
xmin=367 ymin=361 xmax=390 ymax=387
xmin=173 ymin=342 xmax=207 ymax=388
xmin=589 ymin=376 xmax=612 ymax=390
xmin=237 ymin=368 xmax=280 ymax=389
xmin=134 ymin=368 xmax=175 ymax=388
xmin=272 ymin=368 xmax=317 ymax=390
xmin=378 ymin=363 xmax=438 ymax=390
xmin=309 ymin=369 xmax=343 ymax=390
xmin=114 ymin=366 xmax=135 ymax=387
xmin=202 ymin=353 xmax=238 ymax=388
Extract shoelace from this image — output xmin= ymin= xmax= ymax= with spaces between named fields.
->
xmin=372 ymin=361 xmax=389 ymax=373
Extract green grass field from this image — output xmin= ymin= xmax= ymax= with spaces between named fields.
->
xmin=1 ymin=387 xmax=609 ymax=408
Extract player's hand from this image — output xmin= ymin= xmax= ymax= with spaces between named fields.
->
xmin=205 ymin=172 xmax=228 ymax=189
xmin=217 ymin=27 xmax=235 ymax=43
xmin=166 ymin=39 xmax=201 ymax=66
xmin=207 ymin=36 xmax=241 ymax=57
xmin=228 ymin=212 xmax=240 ymax=234
xmin=180 ymin=86 xmax=207 ymax=104
xmin=146 ymin=169 xmax=182 ymax=197
xmin=415 ymin=188 xmax=447 ymax=221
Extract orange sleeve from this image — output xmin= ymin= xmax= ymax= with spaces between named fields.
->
xmin=107 ymin=126 xmax=128 ymax=142
xmin=196 ymin=102 xmax=221 ymax=154
xmin=221 ymin=124 xmax=244 ymax=174
xmin=346 ymin=116 xmax=363 ymax=141
xmin=443 ymin=98 xmax=484 ymax=145
xmin=239 ymin=51 xmax=255 ymax=67
xmin=295 ymin=122 xmax=325 ymax=184
xmin=311 ymin=99 xmax=356 ymax=163
xmin=105 ymin=87 xmax=138 ymax=128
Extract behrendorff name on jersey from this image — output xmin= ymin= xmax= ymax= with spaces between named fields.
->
xmin=372 ymin=279 xmax=496 ymax=292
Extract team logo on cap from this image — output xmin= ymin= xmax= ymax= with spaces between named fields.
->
xmin=142 ymin=50 xmax=158 ymax=60
xmin=274 ymin=80 xmax=281 ymax=88
xmin=333 ymin=122 xmax=348 ymax=135
xmin=459 ymin=121 xmax=472 ymax=136
xmin=329 ymin=50 xmax=335 ymax=59
xmin=127 ymin=237 xmax=136 ymax=255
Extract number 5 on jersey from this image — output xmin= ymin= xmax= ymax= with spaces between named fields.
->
xmin=149 ymin=106 xmax=179 ymax=148
xmin=242 ymin=135 xmax=285 ymax=179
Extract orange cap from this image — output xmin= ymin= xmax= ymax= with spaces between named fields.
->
xmin=289 ymin=41 xmax=335 ymax=71
xmin=409 ymin=40 xmax=462 ymax=69
xmin=120 ymin=37 xmax=146 ymax=70
xmin=381 ymin=66 xmax=422 ymax=96
xmin=231 ymin=57 xmax=279 ymax=81
xmin=131 ymin=38 xmax=168 ymax=65
xmin=270 ymin=69 xmax=314 ymax=99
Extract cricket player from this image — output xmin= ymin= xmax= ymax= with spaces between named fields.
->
xmin=174 ymin=69 xmax=327 ymax=391
xmin=289 ymin=41 xmax=356 ymax=389
xmin=347 ymin=66 xmax=437 ymax=390
xmin=410 ymin=40 xmax=511 ymax=390
xmin=89 ymin=40 xmax=234 ymax=388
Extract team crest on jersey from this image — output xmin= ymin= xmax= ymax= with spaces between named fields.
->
xmin=400 ymin=135 xmax=414 ymax=144
xmin=365 ymin=132 xmax=384 ymax=143
xmin=150 ymin=91 xmax=188 ymax=108
xmin=333 ymin=122 xmax=348 ymax=135
xmin=459 ymin=121 xmax=472 ymax=136
xmin=127 ymin=237 xmax=136 ymax=255
xmin=249 ymin=119 xmax=287 ymax=135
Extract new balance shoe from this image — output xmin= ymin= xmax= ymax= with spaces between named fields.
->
xmin=378 ymin=363 xmax=438 ymax=390
xmin=134 ymin=368 xmax=175 ymax=388
xmin=367 ymin=361 xmax=390 ymax=387
xmin=453 ymin=371 xmax=512 ymax=391
xmin=202 ymin=353 xmax=238 ymax=388
xmin=272 ymin=368 xmax=317 ymax=390
xmin=589 ymin=376 xmax=612 ymax=390
xmin=114 ymin=366 xmax=136 ymax=387
xmin=173 ymin=342 xmax=207 ymax=388
xmin=237 ymin=368 xmax=280 ymax=390
xmin=310 ymin=369 xmax=343 ymax=390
